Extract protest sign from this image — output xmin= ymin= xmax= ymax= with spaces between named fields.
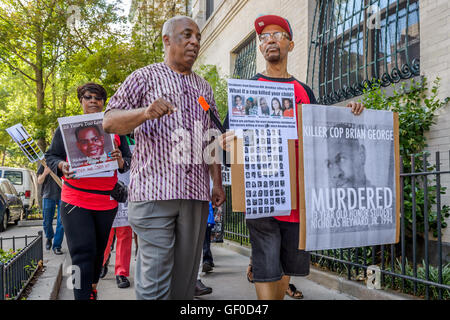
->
xmin=6 ymin=124 xmax=44 ymax=162
xmin=58 ymin=112 xmax=118 ymax=177
xmin=112 ymin=145 xmax=134 ymax=228
xmin=227 ymin=79 xmax=297 ymax=137
xmin=6 ymin=123 xmax=62 ymax=187
xmin=298 ymin=104 xmax=400 ymax=251
xmin=227 ymin=79 xmax=297 ymax=219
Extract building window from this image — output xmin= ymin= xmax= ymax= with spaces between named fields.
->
xmin=307 ymin=0 xmax=420 ymax=105
xmin=206 ymin=0 xmax=214 ymax=20
xmin=233 ymin=35 xmax=257 ymax=80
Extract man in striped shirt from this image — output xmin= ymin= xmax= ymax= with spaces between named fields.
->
xmin=103 ymin=16 xmax=225 ymax=300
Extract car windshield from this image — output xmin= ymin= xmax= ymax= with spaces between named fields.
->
xmin=4 ymin=171 xmax=23 ymax=185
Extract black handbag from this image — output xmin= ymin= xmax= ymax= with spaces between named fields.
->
xmin=64 ymin=180 xmax=128 ymax=203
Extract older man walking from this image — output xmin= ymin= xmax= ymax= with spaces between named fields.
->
xmin=103 ymin=16 xmax=225 ymax=300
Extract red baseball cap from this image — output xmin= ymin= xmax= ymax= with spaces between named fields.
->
xmin=254 ymin=15 xmax=293 ymax=40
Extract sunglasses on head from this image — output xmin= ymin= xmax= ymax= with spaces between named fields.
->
xmin=83 ymin=95 xmax=103 ymax=101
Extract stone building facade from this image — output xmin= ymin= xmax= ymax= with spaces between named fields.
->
xmin=192 ymin=0 xmax=450 ymax=252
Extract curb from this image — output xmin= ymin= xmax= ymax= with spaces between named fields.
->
xmin=216 ymin=240 xmax=418 ymax=300
xmin=18 ymin=220 xmax=56 ymax=227
xmin=26 ymin=253 xmax=66 ymax=300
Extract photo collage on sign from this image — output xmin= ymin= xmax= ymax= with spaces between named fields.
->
xmin=243 ymin=128 xmax=289 ymax=217
xmin=231 ymin=94 xmax=295 ymax=118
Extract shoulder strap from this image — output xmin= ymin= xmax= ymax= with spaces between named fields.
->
xmin=63 ymin=180 xmax=112 ymax=195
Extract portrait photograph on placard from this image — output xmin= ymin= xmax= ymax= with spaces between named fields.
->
xmin=301 ymin=104 xmax=399 ymax=251
xmin=58 ymin=112 xmax=118 ymax=177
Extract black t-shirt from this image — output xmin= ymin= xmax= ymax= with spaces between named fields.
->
xmin=37 ymin=164 xmax=61 ymax=201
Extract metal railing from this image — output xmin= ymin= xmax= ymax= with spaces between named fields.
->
xmin=223 ymin=186 xmax=250 ymax=246
xmin=222 ymin=151 xmax=450 ymax=300
xmin=0 ymin=231 xmax=43 ymax=300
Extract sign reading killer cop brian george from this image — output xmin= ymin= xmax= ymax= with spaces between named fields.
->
xmin=299 ymin=105 xmax=400 ymax=251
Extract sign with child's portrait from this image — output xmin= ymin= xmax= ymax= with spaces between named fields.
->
xmin=58 ymin=112 xmax=118 ymax=177
xmin=300 ymin=105 xmax=400 ymax=251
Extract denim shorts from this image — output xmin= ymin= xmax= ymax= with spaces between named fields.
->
xmin=246 ymin=217 xmax=310 ymax=282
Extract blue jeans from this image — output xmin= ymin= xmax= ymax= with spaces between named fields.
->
xmin=42 ymin=198 xmax=64 ymax=249
xmin=202 ymin=224 xmax=214 ymax=264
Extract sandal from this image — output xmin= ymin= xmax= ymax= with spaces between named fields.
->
xmin=246 ymin=264 xmax=254 ymax=283
xmin=286 ymin=283 xmax=303 ymax=299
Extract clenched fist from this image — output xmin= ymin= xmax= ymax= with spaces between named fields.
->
xmin=145 ymin=98 xmax=177 ymax=120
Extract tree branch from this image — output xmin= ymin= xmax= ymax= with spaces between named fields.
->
xmin=0 ymin=57 xmax=36 ymax=82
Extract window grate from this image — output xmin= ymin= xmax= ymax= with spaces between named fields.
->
xmin=307 ymin=0 xmax=420 ymax=105
xmin=233 ymin=35 xmax=257 ymax=80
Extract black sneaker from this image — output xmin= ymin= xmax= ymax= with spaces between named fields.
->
xmin=116 ymin=275 xmax=130 ymax=288
xmin=194 ymin=279 xmax=212 ymax=296
xmin=202 ymin=262 xmax=213 ymax=273
xmin=99 ymin=266 xmax=108 ymax=279
xmin=45 ymin=239 xmax=52 ymax=251
xmin=53 ymin=248 xmax=63 ymax=255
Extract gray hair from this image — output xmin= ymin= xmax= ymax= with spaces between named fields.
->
xmin=162 ymin=15 xmax=197 ymax=38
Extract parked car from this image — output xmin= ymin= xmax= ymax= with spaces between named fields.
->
xmin=0 ymin=188 xmax=8 ymax=232
xmin=0 ymin=167 xmax=39 ymax=215
xmin=0 ymin=178 xmax=24 ymax=231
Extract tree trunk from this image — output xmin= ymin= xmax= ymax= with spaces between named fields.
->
xmin=35 ymin=26 xmax=46 ymax=152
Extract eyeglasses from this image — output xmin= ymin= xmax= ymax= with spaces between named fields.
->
xmin=258 ymin=32 xmax=290 ymax=43
xmin=83 ymin=95 xmax=103 ymax=101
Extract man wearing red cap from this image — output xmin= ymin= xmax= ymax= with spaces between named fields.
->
xmin=222 ymin=14 xmax=364 ymax=300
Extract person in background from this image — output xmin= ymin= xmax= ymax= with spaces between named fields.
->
xmin=37 ymin=164 xmax=64 ymax=255
xmin=202 ymin=202 xmax=215 ymax=273
xmin=100 ymin=135 xmax=135 ymax=289
xmin=45 ymin=82 xmax=131 ymax=300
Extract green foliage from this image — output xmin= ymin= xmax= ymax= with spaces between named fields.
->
xmin=361 ymin=77 xmax=450 ymax=237
xmin=384 ymin=258 xmax=450 ymax=300
xmin=0 ymin=0 xmax=188 ymax=168
xmin=195 ymin=65 xmax=229 ymax=122
xmin=0 ymin=248 xmax=20 ymax=263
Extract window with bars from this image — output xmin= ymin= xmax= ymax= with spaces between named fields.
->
xmin=233 ymin=35 xmax=257 ymax=80
xmin=307 ymin=0 xmax=420 ymax=105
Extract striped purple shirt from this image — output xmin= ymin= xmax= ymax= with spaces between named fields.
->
xmin=105 ymin=62 xmax=220 ymax=202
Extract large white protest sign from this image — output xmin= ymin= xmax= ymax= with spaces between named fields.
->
xmin=58 ymin=112 xmax=118 ymax=177
xmin=227 ymin=80 xmax=295 ymax=219
xmin=300 ymin=104 xmax=400 ymax=251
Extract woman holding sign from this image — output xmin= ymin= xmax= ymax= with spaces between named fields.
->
xmin=45 ymin=83 xmax=131 ymax=300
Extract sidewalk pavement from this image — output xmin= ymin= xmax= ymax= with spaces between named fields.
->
xmin=55 ymin=241 xmax=356 ymax=300
xmin=18 ymin=221 xmax=413 ymax=300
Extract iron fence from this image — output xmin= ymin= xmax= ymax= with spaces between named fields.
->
xmin=0 ymin=231 xmax=43 ymax=300
xmin=223 ymin=186 xmax=250 ymax=246
xmin=222 ymin=151 xmax=450 ymax=299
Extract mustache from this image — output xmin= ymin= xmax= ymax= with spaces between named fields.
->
xmin=265 ymin=45 xmax=280 ymax=53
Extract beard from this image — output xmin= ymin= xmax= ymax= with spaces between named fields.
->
xmin=264 ymin=47 xmax=281 ymax=62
